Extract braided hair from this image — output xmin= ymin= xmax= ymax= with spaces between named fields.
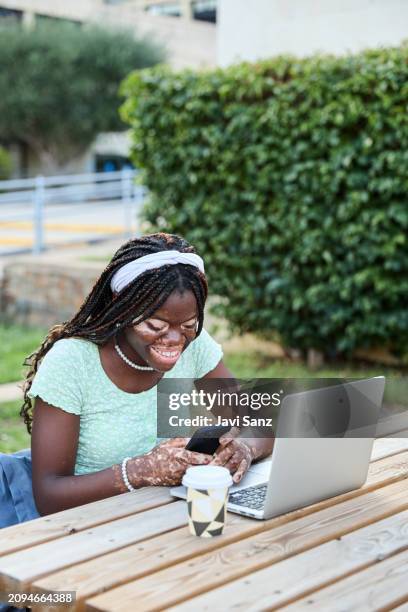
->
xmin=21 ymin=233 xmax=208 ymax=434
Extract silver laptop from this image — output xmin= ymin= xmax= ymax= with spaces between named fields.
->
xmin=171 ymin=376 xmax=385 ymax=520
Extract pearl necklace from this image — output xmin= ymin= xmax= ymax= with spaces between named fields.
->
xmin=114 ymin=340 xmax=154 ymax=371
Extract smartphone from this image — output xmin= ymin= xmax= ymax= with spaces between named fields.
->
xmin=185 ymin=425 xmax=231 ymax=455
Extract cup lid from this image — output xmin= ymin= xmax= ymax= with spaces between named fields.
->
xmin=182 ymin=465 xmax=233 ymax=489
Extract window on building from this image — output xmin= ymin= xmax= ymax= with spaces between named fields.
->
xmin=36 ymin=14 xmax=82 ymax=27
xmin=95 ymin=155 xmax=134 ymax=173
xmin=144 ymin=2 xmax=182 ymax=18
xmin=192 ymin=0 xmax=216 ymax=23
xmin=0 ymin=7 xmax=23 ymax=21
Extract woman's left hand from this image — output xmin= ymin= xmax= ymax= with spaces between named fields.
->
xmin=209 ymin=428 xmax=255 ymax=484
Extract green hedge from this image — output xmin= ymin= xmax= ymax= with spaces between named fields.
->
xmin=121 ymin=46 xmax=408 ymax=359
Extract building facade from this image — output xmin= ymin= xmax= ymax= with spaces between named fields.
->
xmin=217 ymin=0 xmax=408 ymax=66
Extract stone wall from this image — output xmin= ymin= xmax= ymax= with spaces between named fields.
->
xmin=0 ymin=259 xmax=103 ymax=328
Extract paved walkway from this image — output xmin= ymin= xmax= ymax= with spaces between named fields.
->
xmin=0 ymin=381 xmax=23 ymax=403
xmin=0 ymin=236 xmax=124 ymax=277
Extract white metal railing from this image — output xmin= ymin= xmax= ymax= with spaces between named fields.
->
xmin=0 ymin=169 xmax=146 ymax=255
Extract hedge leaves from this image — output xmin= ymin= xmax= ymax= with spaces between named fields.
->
xmin=121 ymin=46 xmax=408 ymax=358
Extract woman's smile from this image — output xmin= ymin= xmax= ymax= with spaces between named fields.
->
xmin=150 ymin=344 xmax=183 ymax=367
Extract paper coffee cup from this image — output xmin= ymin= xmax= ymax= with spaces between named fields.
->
xmin=182 ymin=466 xmax=233 ymax=537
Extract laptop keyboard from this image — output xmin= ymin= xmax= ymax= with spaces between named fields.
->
xmin=229 ymin=484 xmax=268 ymax=510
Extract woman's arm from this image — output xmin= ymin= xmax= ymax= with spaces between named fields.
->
xmin=32 ymin=399 xmax=209 ymax=515
xmin=31 ymin=398 xmax=136 ymax=515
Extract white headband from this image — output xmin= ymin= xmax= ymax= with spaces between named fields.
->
xmin=110 ymin=250 xmax=205 ymax=293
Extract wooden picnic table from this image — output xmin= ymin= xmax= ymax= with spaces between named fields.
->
xmin=1 ymin=433 xmax=408 ymax=612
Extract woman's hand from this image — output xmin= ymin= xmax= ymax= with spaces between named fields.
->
xmin=210 ymin=428 xmax=275 ymax=483
xmin=127 ymin=437 xmax=211 ymax=487
xmin=210 ymin=428 xmax=256 ymax=484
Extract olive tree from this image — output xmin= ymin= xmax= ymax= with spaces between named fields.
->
xmin=0 ymin=21 xmax=164 ymax=170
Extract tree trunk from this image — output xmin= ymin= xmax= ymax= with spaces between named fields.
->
xmin=36 ymin=149 xmax=66 ymax=176
xmin=307 ymin=348 xmax=324 ymax=370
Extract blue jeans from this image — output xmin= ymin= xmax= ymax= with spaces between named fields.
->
xmin=0 ymin=448 xmax=40 ymax=612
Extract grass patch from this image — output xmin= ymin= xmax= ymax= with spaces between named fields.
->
xmin=224 ymin=350 xmax=395 ymax=378
xmin=223 ymin=351 xmax=408 ymax=407
xmin=0 ymin=400 xmax=30 ymax=454
xmin=0 ymin=323 xmax=47 ymax=384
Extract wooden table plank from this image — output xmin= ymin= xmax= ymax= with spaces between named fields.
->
xmin=1 ymin=444 xmax=407 ymax=612
xmin=169 ymin=509 xmax=408 ymax=611
xmin=32 ymin=514 xmax=251 ymax=612
xmin=371 ymin=437 xmax=408 ymax=462
xmin=31 ymin=474 xmax=408 ymax=609
xmin=0 ymin=501 xmax=187 ymax=593
xmin=84 ymin=478 xmax=408 ymax=612
xmin=392 ymin=603 xmax=408 ymax=612
xmin=1 ymin=449 xmax=407 ymax=609
xmin=0 ymin=487 xmax=173 ymax=557
xmin=283 ymin=548 xmax=408 ymax=611
xmin=23 ymin=449 xmax=408 ymax=609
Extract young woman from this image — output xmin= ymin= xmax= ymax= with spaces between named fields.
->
xmin=21 ymin=232 xmax=273 ymax=516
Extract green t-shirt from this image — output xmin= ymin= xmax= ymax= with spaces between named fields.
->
xmin=28 ymin=329 xmax=223 ymax=476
